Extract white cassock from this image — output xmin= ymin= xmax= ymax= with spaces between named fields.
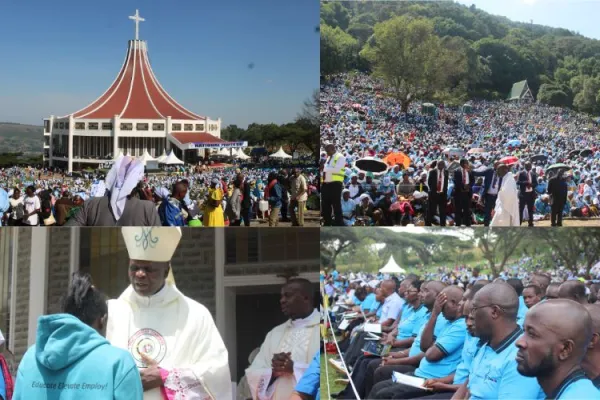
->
xmin=106 ymin=283 xmax=232 ymax=400
xmin=245 ymin=309 xmax=320 ymax=400
xmin=491 ymin=171 xmax=520 ymax=227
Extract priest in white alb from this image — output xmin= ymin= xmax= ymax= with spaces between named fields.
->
xmin=491 ymin=164 xmax=521 ymax=227
xmin=245 ymin=279 xmax=320 ymax=400
xmin=106 ymin=227 xmax=232 ymax=400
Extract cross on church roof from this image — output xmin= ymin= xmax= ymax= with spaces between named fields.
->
xmin=129 ymin=9 xmax=145 ymax=40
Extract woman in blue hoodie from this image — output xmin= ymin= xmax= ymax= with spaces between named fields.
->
xmin=13 ymin=272 xmax=143 ymax=400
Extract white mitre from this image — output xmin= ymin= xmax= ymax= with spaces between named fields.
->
xmin=122 ymin=227 xmax=182 ymax=285
xmin=122 ymin=227 xmax=181 ymax=261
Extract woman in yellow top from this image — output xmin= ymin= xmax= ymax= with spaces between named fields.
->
xmin=203 ymin=181 xmax=225 ymax=227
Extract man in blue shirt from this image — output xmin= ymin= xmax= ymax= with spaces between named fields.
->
xmin=290 ymin=350 xmax=320 ymax=400
xmin=368 ymin=285 xmax=467 ymax=399
xmin=454 ymin=283 xmax=544 ymax=400
xmin=506 ymin=278 xmax=527 ymax=327
xmin=516 ymin=300 xmax=600 ymax=399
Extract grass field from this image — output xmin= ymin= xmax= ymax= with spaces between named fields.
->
xmin=320 ymin=352 xmax=346 ymax=399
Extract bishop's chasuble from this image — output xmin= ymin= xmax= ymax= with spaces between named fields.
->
xmin=106 ymin=283 xmax=232 ymax=400
xmin=245 ymin=309 xmax=320 ymax=400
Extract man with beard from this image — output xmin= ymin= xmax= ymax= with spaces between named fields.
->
xmin=453 ymin=283 xmax=544 ymax=400
xmin=245 ymin=279 xmax=319 ymax=400
xmin=368 ymin=286 xmax=467 ymax=399
xmin=515 ymin=300 xmax=600 ymax=399
xmin=582 ymin=304 xmax=600 ymax=388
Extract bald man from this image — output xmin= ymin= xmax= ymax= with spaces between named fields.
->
xmin=558 ymin=281 xmax=588 ymax=304
xmin=516 ymin=300 xmax=600 ymax=399
xmin=453 ymin=283 xmax=544 ymax=400
xmin=546 ymin=283 xmax=561 ymax=300
xmin=531 ymin=273 xmax=551 ymax=298
xmin=582 ymin=304 xmax=600 ymax=388
xmin=368 ymin=286 xmax=467 ymax=399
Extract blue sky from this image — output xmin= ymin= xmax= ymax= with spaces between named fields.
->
xmin=455 ymin=0 xmax=600 ymax=40
xmin=0 ymin=0 xmax=319 ymax=128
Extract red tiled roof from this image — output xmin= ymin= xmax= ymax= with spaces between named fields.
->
xmin=171 ymin=132 xmax=226 ymax=144
xmin=67 ymin=40 xmax=206 ymax=120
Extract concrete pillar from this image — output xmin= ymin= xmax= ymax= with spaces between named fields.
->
xmin=8 ymin=227 xmax=19 ymax=353
xmin=69 ymin=227 xmax=80 ymax=276
xmin=48 ymin=115 xmax=54 ymax=167
xmin=166 ymin=116 xmax=172 ymax=152
xmin=113 ymin=114 xmax=120 ymax=158
xmin=67 ymin=115 xmax=74 ymax=173
xmin=28 ymin=228 xmax=49 ymax=346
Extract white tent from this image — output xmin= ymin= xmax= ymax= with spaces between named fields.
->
xmin=379 ymin=256 xmax=406 ymax=274
xmin=138 ymin=150 xmax=156 ymax=166
xmin=156 ymin=149 xmax=168 ymax=163
xmin=161 ymin=150 xmax=184 ymax=165
xmin=217 ymin=148 xmax=232 ymax=157
xmin=235 ymin=148 xmax=251 ymax=160
xmin=269 ymin=146 xmax=292 ymax=159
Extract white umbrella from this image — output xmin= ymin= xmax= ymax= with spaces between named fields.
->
xmin=161 ymin=150 xmax=184 ymax=165
xmin=269 ymin=146 xmax=292 ymax=159
xmin=379 ymin=256 xmax=406 ymax=274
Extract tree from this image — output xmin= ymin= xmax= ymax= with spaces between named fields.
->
xmin=537 ymin=84 xmax=571 ymax=107
xmin=321 ymin=2 xmax=351 ymax=31
xmin=538 ymin=229 xmax=600 ymax=276
xmin=361 ymin=16 xmax=459 ymax=113
xmin=476 ymin=229 xmax=526 ymax=278
xmin=320 ymin=24 xmax=359 ymax=76
xmin=320 ymin=228 xmax=359 ymax=269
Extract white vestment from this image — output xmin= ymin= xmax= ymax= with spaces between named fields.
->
xmin=491 ymin=171 xmax=520 ymax=227
xmin=106 ymin=283 xmax=232 ymax=400
xmin=245 ymin=309 xmax=320 ymax=400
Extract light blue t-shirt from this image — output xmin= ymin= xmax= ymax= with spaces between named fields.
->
xmin=361 ymin=293 xmax=377 ymax=312
xmin=468 ymin=327 xmax=545 ymax=400
xmin=453 ymin=333 xmax=480 ymax=385
xmin=409 ymin=313 xmax=448 ymax=357
xmin=352 ymin=295 xmax=363 ymax=306
xmin=380 ymin=292 xmax=404 ymax=323
xmin=547 ymin=370 xmax=600 ymax=399
xmin=517 ymin=296 xmax=527 ymax=327
xmin=397 ymin=304 xmax=428 ymax=340
xmin=295 ymin=350 xmax=320 ymax=400
xmin=416 ymin=317 xmax=467 ymax=379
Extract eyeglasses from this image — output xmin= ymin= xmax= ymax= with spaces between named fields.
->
xmin=469 ymin=304 xmax=504 ymax=317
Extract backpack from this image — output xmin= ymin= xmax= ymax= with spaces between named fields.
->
xmin=158 ymin=199 xmax=185 ymax=227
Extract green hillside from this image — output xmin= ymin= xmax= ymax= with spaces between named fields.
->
xmin=0 ymin=123 xmax=44 ymax=154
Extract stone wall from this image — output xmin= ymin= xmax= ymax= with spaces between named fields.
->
xmin=13 ymin=228 xmax=31 ymax=365
xmin=46 ymin=228 xmax=72 ymax=314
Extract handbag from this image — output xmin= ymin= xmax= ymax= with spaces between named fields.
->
xmin=43 ymin=213 xmax=56 ymax=226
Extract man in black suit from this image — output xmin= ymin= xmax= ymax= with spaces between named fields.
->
xmin=547 ymin=170 xmax=568 ymax=227
xmin=237 ymin=173 xmax=252 ymax=226
xmin=473 ymin=161 xmax=503 ymax=226
xmin=426 ymin=160 xmax=448 ymax=226
xmin=453 ymin=158 xmax=474 ymax=226
xmin=517 ymin=161 xmax=537 ymax=227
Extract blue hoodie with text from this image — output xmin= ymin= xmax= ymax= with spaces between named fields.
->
xmin=13 ymin=314 xmax=143 ymax=400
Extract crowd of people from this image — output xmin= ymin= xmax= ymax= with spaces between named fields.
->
xmin=321 ymin=266 xmax=600 ymax=399
xmin=0 ymin=161 xmax=320 ymax=227
xmin=320 ymin=73 xmax=600 ymax=226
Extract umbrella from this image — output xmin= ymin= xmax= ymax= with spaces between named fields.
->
xmin=500 ymin=156 xmax=519 ymax=166
xmin=569 ymin=150 xmax=580 ymax=158
xmin=467 ymin=148 xmax=485 ymax=154
xmin=447 ymin=161 xmax=461 ymax=173
xmin=530 ymin=154 xmax=547 ymax=163
xmin=383 ymin=152 xmax=411 ymax=169
xmin=547 ymin=163 xmax=570 ymax=172
xmin=355 ymin=157 xmax=388 ymax=173
xmin=505 ymin=139 xmax=521 ymax=147
xmin=580 ymin=149 xmax=593 ymax=157
xmin=443 ymin=147 xmax=465 ymax=156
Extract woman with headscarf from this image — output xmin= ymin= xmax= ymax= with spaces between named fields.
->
xmin=355 ymin=193 xmax=374 ymax=224
xmin=65 ymin=156 xmax=160 ymax=226
xmin=341 ymin=189 xmax=356 ymax=226
xmin=203 ymin=179 xmax=225 ymax=227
